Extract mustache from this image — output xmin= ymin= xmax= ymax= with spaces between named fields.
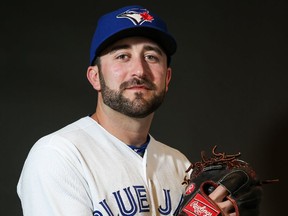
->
xmin=120 ymin=78 xmax=156 ymax=90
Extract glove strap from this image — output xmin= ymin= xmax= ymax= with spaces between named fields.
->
xmin=226 ymin=196 xmax=240 ymax=216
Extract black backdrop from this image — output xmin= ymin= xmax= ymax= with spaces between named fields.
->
xmin=1 ymin=0 xmax=287 ymax=215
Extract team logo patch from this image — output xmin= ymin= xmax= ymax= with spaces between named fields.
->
xmin=185 ymin=183 xmax=196 ymax=195
xmin=116 ymin=8 xmax=154 ymax=25
xmin=183 ymin=193 xmax=221 ymax=216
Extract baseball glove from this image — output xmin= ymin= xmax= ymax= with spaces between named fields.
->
xmin=175 ymin=145 xmax=278 ymax=216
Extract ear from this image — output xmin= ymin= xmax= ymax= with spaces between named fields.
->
xmin=87 ymin=66 xmax=101 ymax=91
xmin=165 ymin=67 xmax=172 ymax=92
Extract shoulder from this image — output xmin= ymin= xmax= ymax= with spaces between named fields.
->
xmin=30 ymin=116 xmax=96 ymax=152
xmin=148 ymin=135 xmax=191 ymax=165
xmin=149 ymin=136 xmax=187 ymax=155
xmin=18 ymin=117 xmax=96 ymax=185
xmin=22 ymin=117 xmax=96 ymax=170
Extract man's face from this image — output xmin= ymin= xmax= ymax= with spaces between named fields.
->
xmin=97 ymin=37 xmax=172 ymax=118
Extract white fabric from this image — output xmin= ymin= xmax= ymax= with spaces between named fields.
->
xmin=17 ymin=116 xmax=191 ymax=216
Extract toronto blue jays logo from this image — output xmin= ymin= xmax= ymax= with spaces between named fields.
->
xmin=116 ymin=8 xmax=154 ymax=25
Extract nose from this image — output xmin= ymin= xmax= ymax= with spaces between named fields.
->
xmin=132 ymin=57 xmax=147 ymax=77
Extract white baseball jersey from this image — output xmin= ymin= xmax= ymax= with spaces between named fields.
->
xmin=17 ymin=116 xmax=191 ymax=216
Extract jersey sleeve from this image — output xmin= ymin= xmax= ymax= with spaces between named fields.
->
xmin=17 ymin=137 xmax=93 ymax=216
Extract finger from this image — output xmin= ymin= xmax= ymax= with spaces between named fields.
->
xmin=208 ymin=185 xmax=229 ymax=202
xmin=217 ymin=199 xmax=235 ymax=214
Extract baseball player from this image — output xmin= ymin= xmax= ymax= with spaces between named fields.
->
xmin=17 ymin=5 xmax=235 ymax=216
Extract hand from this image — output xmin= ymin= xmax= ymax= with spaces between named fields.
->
xmin=209 ymin=185 xmax=236 ymax=216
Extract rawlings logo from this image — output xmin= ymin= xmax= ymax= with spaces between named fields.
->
xmin=185 ymin=183 xmax=196 ymax=195
xmin=182 ymin=194 xmax=220 ymax=216
xmin=116 ymin=8 xmax=154 ymax=25
xmin=191 ymin=201 xmax=212 ymax=216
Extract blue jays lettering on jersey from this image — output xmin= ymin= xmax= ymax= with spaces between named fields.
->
xmin=93 ymin=185 xmax=173 ymax=215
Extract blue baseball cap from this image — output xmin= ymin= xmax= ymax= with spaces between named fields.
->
xmin=89 ymin=5 xmax=177 ymax=65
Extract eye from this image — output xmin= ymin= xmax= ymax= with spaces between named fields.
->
xmin=145 ymin=54 xmax=159 ymax=63
xmin=115 ymin=53 xmax=130 ymax=61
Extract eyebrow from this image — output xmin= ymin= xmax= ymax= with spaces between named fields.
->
xmin=108 ymin=44 xmax=130 ymax=54
xmin=108 ymin=44 xmax=164 ymax=56
xmin=143 ymin=45 xmax=163 ymax=56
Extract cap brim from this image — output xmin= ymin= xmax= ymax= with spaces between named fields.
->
xmin=96 ymin=26 xmax=177 ymax=57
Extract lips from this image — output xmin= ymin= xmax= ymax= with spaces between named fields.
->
xmin=126 ymin=84 xmax=150 ymax=90
xmin=121 ymin=78 xmax=156 ymax=90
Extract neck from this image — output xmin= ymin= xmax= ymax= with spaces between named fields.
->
xmin=91 ymin=105 xmax=154 ymax=147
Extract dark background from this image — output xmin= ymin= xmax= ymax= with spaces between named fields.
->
xmin=1 ymin=0 xmax=287 ymax=215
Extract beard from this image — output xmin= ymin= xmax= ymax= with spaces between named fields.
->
xmin=98 ymin=69 xmax=167 ymax=118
